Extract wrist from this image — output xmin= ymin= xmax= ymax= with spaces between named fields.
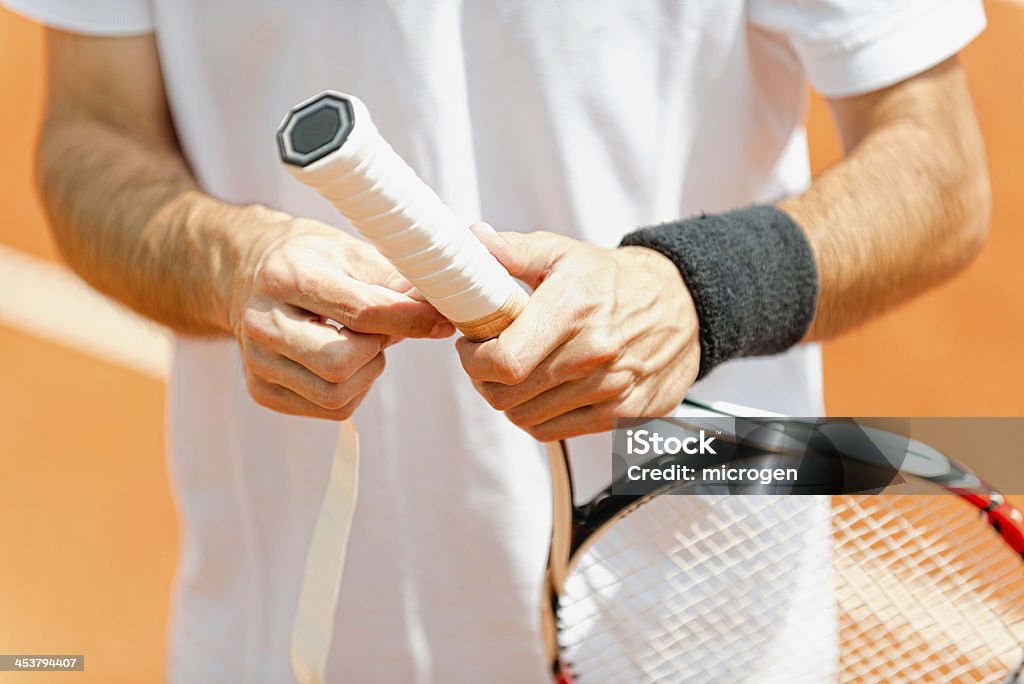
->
xmin=174 ymin=195 xmax=298 ymax=334
xmin=619 ymin=205 xmax=819 ymax=379
xmin=618 ymin=244 xmax=681 ymax=283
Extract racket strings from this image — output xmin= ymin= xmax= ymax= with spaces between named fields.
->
xmin=556 ymin=494 xmax=1024 ymax=684
xmin=558 ymin=496 xmax=828 ymax=682
xmin=835 ymin=495 xmax=1024 ymax=684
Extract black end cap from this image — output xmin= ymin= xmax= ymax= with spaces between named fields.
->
xmin=277 ymin=93 xmax=355 ymax=167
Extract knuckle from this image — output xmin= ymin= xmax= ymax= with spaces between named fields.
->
xmin=322 ymin=361 xmax=354 ymax=384
xmin=558 ymin=354 xmax=596 ymax=378
xmin=333 ymin=394 xmax=365 ymax=421
xmin=246 ymin=377 xmax=277 ymax=410
xmin=494 ymin=351 xmax=528 ymax=385
xmin=244 ymin=374 xmax=262 ymax=399
xmin=604 ymin=371 xmax=633 ymax=397
xmin=484 ymin=385 xmax=515 ymax=411
xmin=252 ymin=394 xmax=274 ymax=411
xmin=240 ymin=309 xmax=269 ymax=343
xmin=340 ymin=292 xmax=372 ymax=330
xmin=528 ymin=424 xmax=556 ymax=442
xmin=504 ymin=404 xmax=528 ymax=424
xmin=336 ymin=401 xmax=359 ymax=421
xmin=586 ymin=331 xmax=621 ymax=365
xmin=243 ymin=354 xmax=271 ymax=382
xmin=507 ymin=409 xmax=534 ymax=429
xmin=257 ymin=255 xmax=293 ymax=297
xmin=372 ymin=352 xmax=387 ymax=377
xmin=358 ymin=301 xmax=386 ymax=326
xmin=315 ymin=382 xmax=352 ymax=410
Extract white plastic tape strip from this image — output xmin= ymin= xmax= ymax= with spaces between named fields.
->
xmin=291 ymin=420 xmax=359 ymax=684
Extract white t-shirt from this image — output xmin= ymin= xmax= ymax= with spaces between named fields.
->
xmin=6 ymin=1 xmax=985 ymax=681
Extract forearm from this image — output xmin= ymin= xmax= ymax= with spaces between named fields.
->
xmin=623 ymin=60 xmax=989 ymax=380
xmin=37 ymin=114 xmax=286 ymax=334
xmin=783 ymin=62 xmax=991 ymax=341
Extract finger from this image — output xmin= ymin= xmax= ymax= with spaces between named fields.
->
xmin=503 ymin=369 xmax=631 ymax=428
xmin=241 ymin=302 xmax=388 ymax=381
xmin=267 ymin=261 xmax=451 ymax=337
xmin=377 ymin=268 xmax=415 ymax=295
xmin=469 ymin=223 xmax=566 ymax=289
xmin=248 ymin=344 xmax=386 ymax=410
xmin=340 ymin=246 xmax=451 ymax=333
xmin=310 ymin=282 xmax=450 ymax=338
xmin=468 ymin=222 xmax=520 ymax=277
xmin=247 ymin=375 xmax=373 ymax=421
xmin=472 ymin=334 xmax=623 ymax=410
xmin=522 ymin=402 xmax=621 ymax=442
xmin=348 ymin=242 xmax=452 ymax=328
xmin=456 ymin=277 xmax=581 ymax=384
xmin=402 ymin=286 xmax=426 ymax=302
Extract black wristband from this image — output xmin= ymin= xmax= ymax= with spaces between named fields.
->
xmin=619 ymin=205 xmax=818 ymax=379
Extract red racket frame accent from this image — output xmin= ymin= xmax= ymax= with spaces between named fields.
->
xmin=957 ymin=490 xmax=1024 ymax=555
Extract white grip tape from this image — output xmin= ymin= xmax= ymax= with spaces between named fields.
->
xmin=284 ymin=93 xmax=520 ymax=324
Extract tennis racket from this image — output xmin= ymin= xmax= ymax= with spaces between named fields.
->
xmin=279 ymin=92 xmax=1024 ymax=684
xmin=544 ymin=399 xmax=1024 ymax=683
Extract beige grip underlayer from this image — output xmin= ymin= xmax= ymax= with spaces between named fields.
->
xmin=453 ymin=287 xmax=528 ymax=342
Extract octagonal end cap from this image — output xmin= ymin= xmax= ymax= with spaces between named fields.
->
xmin=277 ymin=93 xmax=355 ymax=168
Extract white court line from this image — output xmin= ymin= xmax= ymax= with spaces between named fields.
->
xmin=0 ymin=244 xmax=170 ymax=380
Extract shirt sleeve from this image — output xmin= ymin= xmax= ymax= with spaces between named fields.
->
xmin=2 ymin=0 xmax=153 ymax=36
xmin=749 ymin=0 xmax=986 ymax=98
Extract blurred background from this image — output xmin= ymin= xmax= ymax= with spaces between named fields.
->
xmin=1 ymin=2 xmax=1021 ymax=682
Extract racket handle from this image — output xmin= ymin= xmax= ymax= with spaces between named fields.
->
xmin=277 ymin=92 xmax=527 ymax=341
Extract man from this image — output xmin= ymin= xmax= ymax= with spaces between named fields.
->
xmin=7 ymin=0 xmax=989 ymax=681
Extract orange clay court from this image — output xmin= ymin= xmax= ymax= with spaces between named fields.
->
xmin=1 ymin=3 xmax=1022 ymax=682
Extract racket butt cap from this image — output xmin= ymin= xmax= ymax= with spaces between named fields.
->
xmin=454 ymin=287 xmax=528 ymax=341
xmin=277 ymin=93 xmax=356 ymax=168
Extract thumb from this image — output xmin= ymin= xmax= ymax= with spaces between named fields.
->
xmin=378 ymin=268 xmax=416 ymax=295
xmin=469 ymin=222 xmax=565 ymax=289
